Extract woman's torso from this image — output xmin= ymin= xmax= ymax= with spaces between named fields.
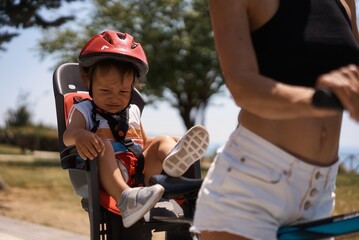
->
xmin=240 ymin=0 xmax=359 ymax=165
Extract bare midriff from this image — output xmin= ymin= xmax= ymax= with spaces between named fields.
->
xmin=239 ymin=110 xmax=342 ymax=166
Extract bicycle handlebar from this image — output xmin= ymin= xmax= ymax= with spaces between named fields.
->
xmin=312 ymin=89 xmax=344 ymax=110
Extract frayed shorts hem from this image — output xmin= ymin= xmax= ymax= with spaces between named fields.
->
xmin=190 ymin=226 xmax=262 ymax=240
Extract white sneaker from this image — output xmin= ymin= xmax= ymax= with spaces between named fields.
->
xmin=162 ymin=125 xmax=209 ymax=177
xmin=117 ymin=184 xmax=164 ymax=228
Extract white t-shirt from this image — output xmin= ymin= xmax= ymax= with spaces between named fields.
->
xmin=68 ymin=100 xmax=144 ymax=148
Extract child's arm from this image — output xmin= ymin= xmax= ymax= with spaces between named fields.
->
xmin=63 ymin=109 xmax=105 ymax=160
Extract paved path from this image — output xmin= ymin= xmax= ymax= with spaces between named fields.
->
xmin=0 ymin=216 xmax=88 ymax=240
xmin=0 ymin=216 xmax=168 ymax=240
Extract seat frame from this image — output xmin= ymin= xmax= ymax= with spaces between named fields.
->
xmin=53 ymin=63 xmax=201 ymax=240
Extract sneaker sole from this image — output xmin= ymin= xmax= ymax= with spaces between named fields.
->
xmin=122 ymin=185 xmax=164 ymax=228
xmin=163 ymin=125 xmax=209 ymax=177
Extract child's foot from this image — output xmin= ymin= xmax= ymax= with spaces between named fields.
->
xmin=117 ymin=184 xmax=164 ymax=228
xmin=163 ymin=125 xmax=209 ymax=177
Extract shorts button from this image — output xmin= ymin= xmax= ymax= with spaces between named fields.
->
xmin=310 ymin=188 xmax=318 ymax=197
xmin=304 ymin=201 xmax=311 ymax=210
xmin=315 ymin=171 xmax=321 ymax=179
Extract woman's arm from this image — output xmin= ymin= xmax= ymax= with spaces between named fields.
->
xmin=315 ymin=0 xmax=359 ymax=121
xmin=344 ymin=0 xmax=359 ymax=43
xmin=209 ymin=0 xmax=339 ymax=119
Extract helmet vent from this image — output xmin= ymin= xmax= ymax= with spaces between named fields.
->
xmin=117 ymin=33 xmax=126 ymax=40
xmin=103 ymin=35 xmax=113 ymax=44
xmin=132 ymin=43 xmax=138 ymax=49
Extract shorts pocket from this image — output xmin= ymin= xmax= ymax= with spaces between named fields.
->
xmin=232 ymin=153 xmax=283 ymax=184
xmin=204 ymin=154 xmax=230 ymax=188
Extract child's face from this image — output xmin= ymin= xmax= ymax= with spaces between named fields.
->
xmin=91 ymin=65 xmax=134 ymax=114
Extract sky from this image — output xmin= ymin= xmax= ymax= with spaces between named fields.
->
xmin=0 ymin=2 xmax=359 ymax=154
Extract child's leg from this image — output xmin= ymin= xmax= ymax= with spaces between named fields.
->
xmin=98 ymin=137 xmax=129 ymax=202
xmin=143 ymin=135 xmax=178 ymax=185
xmin=143 ymin=125 xmax=209 ymax=182
xmin=97 ymin=136 xmax=164 ymax=228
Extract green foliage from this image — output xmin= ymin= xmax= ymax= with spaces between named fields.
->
xmin=0 ymin=0 xmax=84 ymax=50
xmin=38 ymin=29 xmax=82 ymax=63
xmin=3 ymin=92 xmax=59 ymax=152
xmin=0 ymin=126 xmax=59 ymax=152
xmin=38 ymin=0 xmax=224 ymax=129
xmin=5 ymin=105 xmax=32 ymax=127
xmin=5 ymin=92 xmax=32 ymax=127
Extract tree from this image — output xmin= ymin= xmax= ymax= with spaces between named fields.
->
xmin=5 ymin=105 xmax=32 ymax=127
xmin=5 ymin=92 xmax=32 ymax=127
xmin=1 ymin=92 xmax=33 ymax=187
xmin=0 ymin=0 xmax=84 ymax=51
xmin=39 ymin=0 xmax=224 ymax=129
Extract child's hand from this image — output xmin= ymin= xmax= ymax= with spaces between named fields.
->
xmin=74 ymin=130 xmax=105 ymax=160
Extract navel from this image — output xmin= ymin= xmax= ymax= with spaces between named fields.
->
xmin=320 ymin=124 xmax=327 ymax=147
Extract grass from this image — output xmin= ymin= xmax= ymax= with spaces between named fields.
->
xmin=0 ymin=144 xmax=25 ymax=155
xmin=334 ymin=173 xmax=359 ymax=240
xmin=0 ymin=145 xmax=359 ymax=238
xmin=335 ymin=173 xmax=359 ymax=214
xmin=0 ymin=161 xmax=69 ymax=189
xmin=0 ymin=158 xmax=89 ymax=235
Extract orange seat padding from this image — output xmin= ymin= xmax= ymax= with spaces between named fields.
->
xmin=99 ymin=190 xmax=122 ymax=215
xmin=63 ymin=92 xmax=92 ymax=124
xmin=64 ymin=92 xmax=123 ymax=216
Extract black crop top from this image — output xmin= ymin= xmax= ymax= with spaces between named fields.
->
xmin=251 ymin=0 xmax=359 ymax=87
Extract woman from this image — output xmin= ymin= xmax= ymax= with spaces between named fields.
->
xmin=192 ymin=0 xmax=359 ymax=239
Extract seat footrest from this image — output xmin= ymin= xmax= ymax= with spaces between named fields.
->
xmin=150 ymin=175 xmax=202 ymax=198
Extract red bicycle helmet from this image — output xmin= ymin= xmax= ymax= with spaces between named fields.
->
xmin=79 ymin=30 xmax=149 ymax=77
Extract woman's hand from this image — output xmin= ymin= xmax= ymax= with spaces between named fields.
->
xmin=316 ymin=64 xmax=359 ymax=121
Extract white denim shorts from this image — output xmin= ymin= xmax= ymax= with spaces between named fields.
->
xmin=191 ymin=125 xmax=339 ymax=240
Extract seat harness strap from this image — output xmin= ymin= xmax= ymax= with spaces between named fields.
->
xmin=90 ymin=100 xmax=145 ymax=186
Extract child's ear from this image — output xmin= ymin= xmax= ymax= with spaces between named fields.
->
xmin=79 ymin=66 xmax=91 ymax=89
